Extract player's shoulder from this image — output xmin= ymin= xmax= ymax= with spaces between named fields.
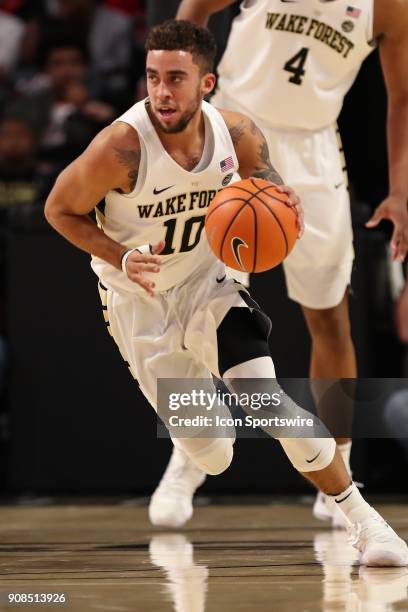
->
xmin=74 ymin=121 xmax=142 ymax=194
xmin=90 ymin=121 xmax=141 ymax=154
xmin=216 ymin=107 xmax=251 ymax=131
xmin=215 ymin=107 xmax=257 ymax=147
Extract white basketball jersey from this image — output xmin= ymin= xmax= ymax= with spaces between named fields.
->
xmin=91 ymin=99 xmax=238 ymax=293
xmin=217 ymin=0 xmax=374 ymax=130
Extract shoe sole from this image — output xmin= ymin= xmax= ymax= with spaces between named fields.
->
xmin=361 ymin=550 xmax=408 ymax=567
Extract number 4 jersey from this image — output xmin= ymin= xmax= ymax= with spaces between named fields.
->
xmin=217 ymin=0 xmax=374 ymax=130
xmin=91 ymin=99 xmax=238 ymax=294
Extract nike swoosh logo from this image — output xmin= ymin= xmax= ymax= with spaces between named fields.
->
xmin=306 ymin=449 xmax=322 ymax=464
xmin=335 ymin=490 xmax=353 ymax=504
xmin=153 ymin=185 xmax=175 ymax=195
xmin=216 ymin=275 xmax=226 ymax=284
xmin=231 ymin=237 xmax=249 ymax=271
xmin=335 ymin=182 xmax=343 ymax=189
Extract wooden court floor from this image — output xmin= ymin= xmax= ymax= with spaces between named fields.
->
xmin=0 ymin=500 xmax=407 ymax=611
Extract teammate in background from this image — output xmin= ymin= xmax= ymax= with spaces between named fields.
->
xmin=45 ymin=20 xmax=407 ymax=567
xmin=149 ymin=0 xmax=408 ymax=529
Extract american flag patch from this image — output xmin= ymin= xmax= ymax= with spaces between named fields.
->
xmin=346 ymin=6 xmax=361 ymax=18
xmin=220 ymin=156 xmax=234 ymax=172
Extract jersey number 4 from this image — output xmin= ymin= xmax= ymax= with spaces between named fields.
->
xmin=284 ymin=47 xmax=309 ymax=85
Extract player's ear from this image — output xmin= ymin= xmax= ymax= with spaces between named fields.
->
xmin=201 ymin=73 xmax=216 ymax=96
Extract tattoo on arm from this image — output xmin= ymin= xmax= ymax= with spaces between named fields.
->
xmin=252 ymin=138 xmax=283 ymax=184
xmin=250 ymin=121 xmax=283 ymax=184
xmin=228 ymin=121 xmax=246 ymax=146
xmin=113 ymin=146 xmax=141 ymax=192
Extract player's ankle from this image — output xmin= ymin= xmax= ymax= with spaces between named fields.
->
xmin=327 ymin=482 xmax=372 ymax=524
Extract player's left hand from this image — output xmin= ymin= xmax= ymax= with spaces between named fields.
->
xmin=366 ymin=195 xmax=408 ymax=262
xmin=274 ymin=184 xmax=304 ymax=238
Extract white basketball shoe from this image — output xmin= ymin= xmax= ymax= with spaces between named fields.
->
xmin=149 ymin=447 xmax=206 ymax=528
xmin=348 ymin=511 xmax=408 ymax=567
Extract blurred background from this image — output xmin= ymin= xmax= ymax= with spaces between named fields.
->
xmin=0 ymin=0 xmax=407 ymax=500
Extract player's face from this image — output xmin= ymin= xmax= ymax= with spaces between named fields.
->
xmin=146 ymin=50 xmax=215 ymax=134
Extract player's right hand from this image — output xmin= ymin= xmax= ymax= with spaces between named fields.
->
xmin=124 ymin=240 xmax=165 ymax=297
xmin=274 ymin=184 xmax=304 ymax=238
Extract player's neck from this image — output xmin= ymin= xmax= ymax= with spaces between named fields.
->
xmin=151 ymin=107 xmax=205 ymax=155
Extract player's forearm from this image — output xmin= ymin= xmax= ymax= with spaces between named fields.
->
xmin=45 ymin=208 xmax=126 ymax=271
xmin=176 ymin=0 xmax=234 ymax=25
xmin=387 ymin=100 xmax=408 ymax=202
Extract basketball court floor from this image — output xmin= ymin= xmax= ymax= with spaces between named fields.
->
xmin=0 ymin=498 xmax=407 ymax=611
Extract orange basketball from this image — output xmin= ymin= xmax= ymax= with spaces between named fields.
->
xmin=205 ymin=178 xmax=298 ymax=273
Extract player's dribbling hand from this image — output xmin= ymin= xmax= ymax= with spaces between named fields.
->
xmin=274 ymin=184 xmax=304 ymax=238
xmin=366 ymin=195 xmax=408 ymax=262
xmin=125 ymin=240 xmax=165 ymax=297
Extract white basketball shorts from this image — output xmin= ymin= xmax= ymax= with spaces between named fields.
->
xmin=212 ymin=90 xmax=354 ymax=309
xmin=98 ymin=258 xmax=272 ymax=410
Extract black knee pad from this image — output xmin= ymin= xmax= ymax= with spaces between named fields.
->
xmin=217 ymin=300 xmax=271 ymax=377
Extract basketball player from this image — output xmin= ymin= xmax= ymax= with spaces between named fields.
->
xmin=148 ymin=0 xmax=408 ymax=529
xmin=45 ymin=20 xmax=408 ymax=566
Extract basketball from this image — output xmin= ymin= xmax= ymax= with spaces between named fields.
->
xmin=205 ymin=178 xmax=298 ymax=273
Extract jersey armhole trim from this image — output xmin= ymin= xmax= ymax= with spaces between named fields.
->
xmin=208 ymin=104 xmax=240 ymax=174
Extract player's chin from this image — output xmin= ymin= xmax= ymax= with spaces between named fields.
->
xmin=156 ymin=110 xmax=179 ymax=128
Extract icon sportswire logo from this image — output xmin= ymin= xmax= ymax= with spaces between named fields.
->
xmin=231 ymin=237 xmax=249 ymax=271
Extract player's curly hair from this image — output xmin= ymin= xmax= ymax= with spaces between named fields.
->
xmin=146 ymin=20 xmax=217 ymax=75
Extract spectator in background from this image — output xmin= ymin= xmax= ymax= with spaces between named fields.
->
xmin=22 ymin=0 xmax=135 ymax=109
xmin=0 ymin=114 xmax=41 ymax=401
xmin=7 ymin=42 xmax=115 ymax=179
xmin=0 ymin=7 xmax=25 ymax=110
xmin=0 ymin=115 xmax=40 ymax=210
xmin=105 ymin=0 xmax=145 ymax=17
xmin=0 ymin=8 xmax=25 ymax=74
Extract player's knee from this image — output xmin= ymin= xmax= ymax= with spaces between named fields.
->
xmin=187 ymin=438 xmax=234 ymax=476
xmin=280 ymin=437 xmax=336 ymax=473
xmin=304 ymin=300 xmax=351 ymax=345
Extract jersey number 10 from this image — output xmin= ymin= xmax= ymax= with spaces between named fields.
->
xmin=284 ymin=47 xmax=309 ymax=85
xmin=161 ymin=215 xmax=206 ymax=255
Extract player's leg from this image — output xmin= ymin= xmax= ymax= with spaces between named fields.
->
xmin=276 ymin=124 xmax=356 ymax=526
xmin=221 ymin=351 xmax=408 ymax=567
xmin=209 ymin=275 xmax=407 ymax=566
xmin=302 ymin=292 xmax=355 ymax=445
xmin=98 ymin=282 xmax=234 ymax=527
xmin=302 ymin=291 xmax=355 ymax=524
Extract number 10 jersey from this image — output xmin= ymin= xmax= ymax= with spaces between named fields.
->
xmin=91 ymin=99 xmax=239 ymax=294
xmin=217 ymin=0 xmax=374 ymax=130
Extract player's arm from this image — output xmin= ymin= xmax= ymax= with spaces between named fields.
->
xmin=221 ymin=110 xmax=304 ymax=236
xmin=176 ymin=0 xmax=236 ymax=25
xmin=366 ymin=0 xmax=408 ymax=261
xmin=44 ymin=123 xmax=163 ymax=296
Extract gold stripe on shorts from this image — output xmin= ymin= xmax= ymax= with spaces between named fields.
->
xmin=335 ymin=123 xmax=349 ymax=189
xmin=97 ymin=281 xmax=138 ymax=379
